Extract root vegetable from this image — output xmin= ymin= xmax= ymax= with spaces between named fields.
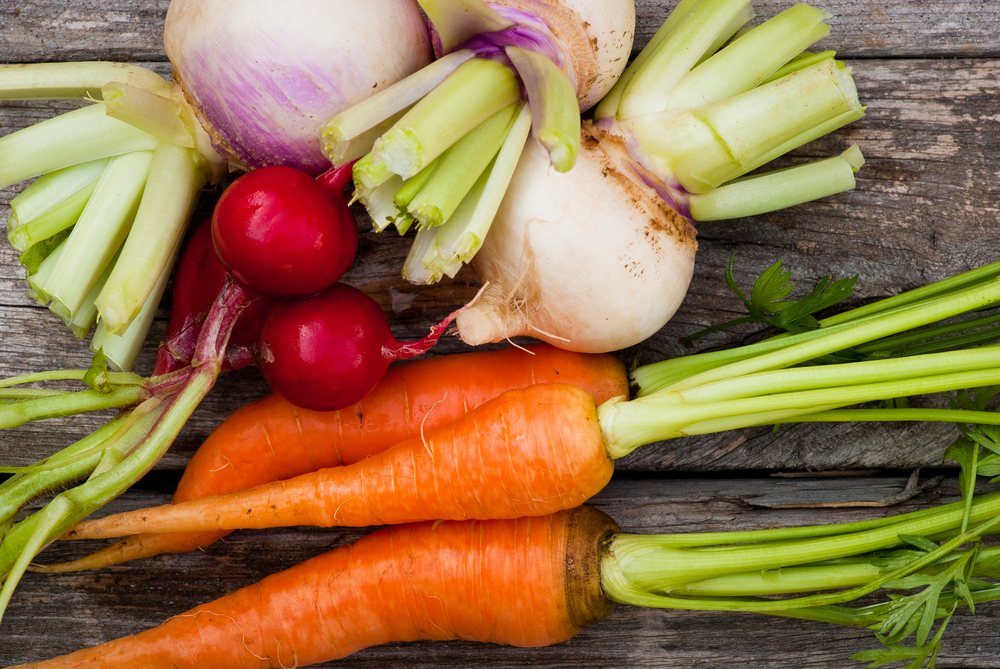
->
xmin=24 ymin=495 xmax=1000 ymax=668
xmin=42 ymin=343 xmax=626 ymax=571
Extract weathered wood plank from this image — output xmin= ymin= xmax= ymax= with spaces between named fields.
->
xmin=1 ymin=1 xmax=997 ymax=63
xmin=4 ymin=476 xmax=998 ymax=668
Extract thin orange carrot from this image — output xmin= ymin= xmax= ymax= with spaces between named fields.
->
xmin=18 ymin=507 xmax=618 ymax=669
xmin=41 ymin=344 xmax=626 ymax=570
xmin=64 ymin=384 xmax=613 ymax=539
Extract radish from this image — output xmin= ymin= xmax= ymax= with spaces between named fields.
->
xmin=0 ymin=159 xmax=486 ymax=617
xmin=211 ymin=166 xmax=358 ymax=298
xmin=0 ymin=0 xmax=431 ymax=365
xmin=256 ymin=283 xmax=479 ymax=411
xmin=452 ymin=0 xmax=867 ymax=353
xmin=321 ymin=0 xmax=635 ymax=284
xmin=153 ymin=219 xmax=278 ymax=375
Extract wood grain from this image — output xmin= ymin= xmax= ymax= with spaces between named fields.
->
xmin=1 ymin=1 xmax=999 ymax=667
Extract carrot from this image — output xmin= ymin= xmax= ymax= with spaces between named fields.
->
xmin=42 ymin=344 xmax=626 ymax=571
xmin=64 ymin=383 xmax=613 ymax=538
xmin=27 ymin=492 xmax=1000 ymax=667
xmin=67 ymin=261 xmax=1000 ymax=541
xmin=18 ymin=507 xmax=619 ymax=669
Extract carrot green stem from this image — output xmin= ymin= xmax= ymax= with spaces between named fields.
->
xmin=632 ymin=261 xmax=1000 ymax=397
xmin=601 ymin=492 xmax=1000 ymax=609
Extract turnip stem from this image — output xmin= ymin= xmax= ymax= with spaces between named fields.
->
xmin=96 ymin=143 xmax=207 ymax=334
xmin=629 ymin=58 xmax=863 ymax=193
xmin=595 ymin=0 xmax=704 ymax=121
xmin=0 ymin=62 xmax=172 ymax=100
xmin=0 ymin=105 xmax=160 ymax=188
xmin=6 ymin=159 xmax=108 ymax=251
xmin=322 ymin=50 xmax=476 ymax=165
xmin=667 ymin=4 xmax=831 ymax=110
xmin=100 ymin=84 xmax=195 ymax=148
xmin=419 ymin=0 xmax=513 ymax=54
xmin=764 ymin=49 xmax=838 ymax=83
xmin=37 ymin=151 xmax=153 ymax=320
xmin=92 ymin=237 xmax=180 ymax=372
xmin=617 ymin=0 xmax=754 ymax=120
xmin=372 ymin=58 xmax=520 ymax=179
xmin=505 ymin=47 xmax=580 ymax=172
xmin=689 ymin=145 xmax=863 ymax=220
xmin=407 ymin=102 xmax=518 ymax=228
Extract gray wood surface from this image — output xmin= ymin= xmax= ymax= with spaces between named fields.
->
xmin=2 ymin=0 xmax=999 ymax=667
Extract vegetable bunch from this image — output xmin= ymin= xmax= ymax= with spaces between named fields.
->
xmin=0 ymin=0 xmax=431 ymax=369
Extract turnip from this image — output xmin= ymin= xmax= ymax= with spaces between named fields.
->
xmin=317 ymin=0 xmax=867 ymax=354
xmin=322 ymin=0 xmax=636 ymax=284
xmin=0 ymin=0 xmax=431 ymax=369
xmin=449 ymin=1 xmax=866 ymax=353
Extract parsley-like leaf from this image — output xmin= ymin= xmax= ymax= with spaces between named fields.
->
xmin=685 ymin=255 xmax=857 ymax=342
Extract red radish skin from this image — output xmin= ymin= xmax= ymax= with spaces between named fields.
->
xmin=255 ymin=282 xmax=485 ymax=411
xmin=211 ymin=165 xmax=358 ymax=297
xmin=154 ymin=220 xmax=277 ymax=375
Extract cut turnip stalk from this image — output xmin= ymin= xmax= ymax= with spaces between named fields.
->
xmin=457 ymin=0 xmax=868 ymax=353
xmin=6 ymin=159 xmax=108 ymax=251
xmin=0 ymin=0 xmax=432 ymax=366
xmin=323 ymin=0 xmax=635 ymax=285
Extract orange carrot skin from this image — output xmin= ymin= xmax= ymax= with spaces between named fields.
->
xmin=66 ymin=384 xmax=614 ymax=538
xmin=57 ymin=345 xmax=626 ymax=569
xmin=21 ymin=508 xmax=619 ymax=669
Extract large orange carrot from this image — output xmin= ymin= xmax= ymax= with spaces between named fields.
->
xmin=44 ymin=344 xmax=626 ymax=570
xmin=19 ymin=507 xmax=618 ymax=669
xmin=65 ymin=384 xmax=613 ymax=538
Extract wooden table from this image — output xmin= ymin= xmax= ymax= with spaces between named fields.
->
xmin=2 ymin=1 xmax=999 ymax=666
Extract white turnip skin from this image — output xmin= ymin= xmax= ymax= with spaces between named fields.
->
xmin=457 ymin=122 xmax=698 ymax=353
xmin=488 ymin=0 xmax=635 ymax=110
xmin=165 ymin=0 xmax=432 ymax=175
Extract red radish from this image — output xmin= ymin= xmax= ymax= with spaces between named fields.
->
xmin=211 ymin=165 xmax=358 ymax=298
xmin=153 ymin=220 xmax=277 ymax=375
xmin=255 ymin=282 xmax=482 ymax=411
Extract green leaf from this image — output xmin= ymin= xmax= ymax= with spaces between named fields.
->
xmin=82 ymin=350 xmax=111 ymax=393
xmin=685 ymin=255 xmax=857 ymax=342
